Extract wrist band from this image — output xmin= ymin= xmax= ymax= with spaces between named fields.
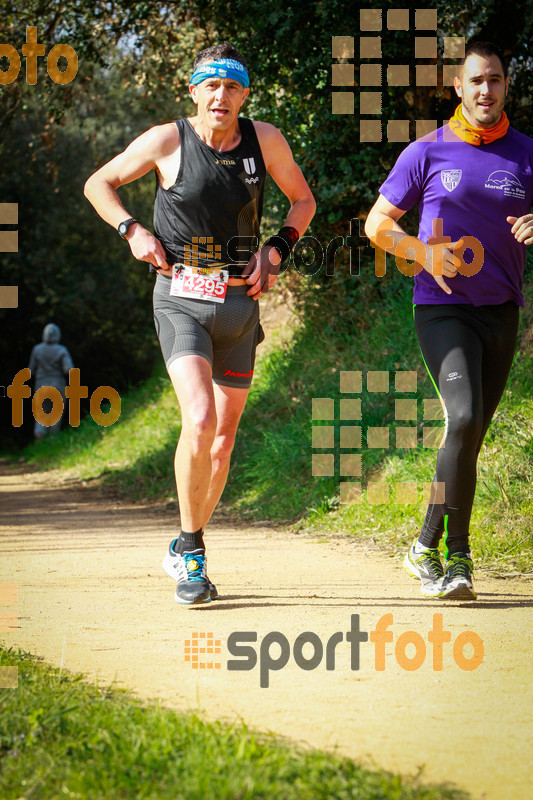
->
xmin=264 ymin=226 xmax=299 ymax=262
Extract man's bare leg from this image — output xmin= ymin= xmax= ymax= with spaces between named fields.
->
xmin=167 ymin=354 xmax=218 ymax=531
xmin=167 ymin=357 xmax=250 ymax=528
xmin=163 ymin=357 xmax=250 ymax=602
xmin=161 ymin=355 xmax=218 ymax=603
xmin=201 ymin=381 xmax=250 ymax=529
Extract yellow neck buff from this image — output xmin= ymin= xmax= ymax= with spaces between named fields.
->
xmin=449 ymin=103 xmax=509 ymax=145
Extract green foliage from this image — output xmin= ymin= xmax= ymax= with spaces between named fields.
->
xmin=2 ymin=1 xmax=532 ymax=573
xmin=3 ymin=0 xmax=533 ymax=448
xmin=225 ymin=265 xmax=414 ymax=521
xmin=191 ymin=0 xmax=533 ymax=237
xmin=18 ymin=254 xmax=533 ymax=572
xmin=0 ymin=646 xmax=470 ymax=799
xmin=0 ymin=2 xmax=193 ymax=448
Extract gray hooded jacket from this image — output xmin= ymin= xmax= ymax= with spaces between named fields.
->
xmin=28 ymin=324 xmax=74 ymax=392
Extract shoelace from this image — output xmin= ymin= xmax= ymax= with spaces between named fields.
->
xmin=415 ymin=548 xmax=443 ymax=576
xmin=184 ymin=552 xmax=207 ymax=582
xmin=447 ymin=555 xmax=473 ymax=578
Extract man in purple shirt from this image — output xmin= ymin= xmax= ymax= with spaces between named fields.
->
xmin=365 ymin=41 xmax=533 ymax=599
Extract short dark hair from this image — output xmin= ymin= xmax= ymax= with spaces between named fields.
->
xmin=193 ymin=42 xmax=248 ymax=72
xmin=460 ymin=41 xmax=507 ymax=79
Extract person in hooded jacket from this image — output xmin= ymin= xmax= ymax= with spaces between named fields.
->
xmin=28 ymin=323 xmax=74 ymax=438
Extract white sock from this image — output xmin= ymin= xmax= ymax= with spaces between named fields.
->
xmin=414 ymin=540 xmax=432 ymax=553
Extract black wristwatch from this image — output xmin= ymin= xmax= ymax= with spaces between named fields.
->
xmin=118 ymin=218 xmax=138 ymax=238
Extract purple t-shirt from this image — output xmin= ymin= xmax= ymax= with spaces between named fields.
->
xmin=379 ymin=124 xmax=533 ymax=306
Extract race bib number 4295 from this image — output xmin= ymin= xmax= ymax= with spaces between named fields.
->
xmin=170 ymin=266 xmax=228 ymax=303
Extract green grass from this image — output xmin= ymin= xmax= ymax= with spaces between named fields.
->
xmin=299 ymin=274 xmax=533 ymax=575
xmin=0 ymin=647 xmax=470 ymax=800
xmin=8 ymin=258 xmax=533 ymax=573
xmin=226 ymin=273 xmax=421 ymax=521
xmin=227 ymin=266 xmax=533 ymax=572
xmin=14 ymin=366 xmax=181 ymax=502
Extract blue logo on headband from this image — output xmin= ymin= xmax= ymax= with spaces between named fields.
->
xmin=190 ymin=58 xmax=250 ymax=88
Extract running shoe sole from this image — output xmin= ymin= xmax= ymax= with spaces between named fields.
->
xmin=174 ymin=588 xmax=211 ymax=605
xmin=438 ymin=582 xmax=477 ymax=600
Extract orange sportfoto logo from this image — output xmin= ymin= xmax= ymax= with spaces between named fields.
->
xmin=0 ymin=27 xmax=78 ymax=85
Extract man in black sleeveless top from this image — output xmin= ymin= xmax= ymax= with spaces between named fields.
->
xmin=84 ymin=43 xmax=315 ymax=605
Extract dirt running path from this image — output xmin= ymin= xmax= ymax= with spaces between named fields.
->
xmin=1 ymin=467 xmax=532 ymax=800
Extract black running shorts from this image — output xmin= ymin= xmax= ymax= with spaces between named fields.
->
xmin=153 ymin=275 xmax=264 ymax=388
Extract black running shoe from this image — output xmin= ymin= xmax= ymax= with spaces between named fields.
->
xmin=439 ymin=552 xmax=477 ymax=600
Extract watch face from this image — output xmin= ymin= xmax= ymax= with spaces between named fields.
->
xmin=119 ymin=219 xmax=136 ymax=237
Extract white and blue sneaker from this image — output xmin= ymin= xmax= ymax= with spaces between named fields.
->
xmin=162 ymin=543 xmax=218 ymax=604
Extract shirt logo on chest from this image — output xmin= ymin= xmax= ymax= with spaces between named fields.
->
xmin=243 ymin=156 xmax=259 ymax=184
xmin=441 ymin=169 xmax=462 ymax=192
xmin=243 ymin=157 xmax=256 ymax=175
xmin=484 ymin=170 xmax=525 ymax=199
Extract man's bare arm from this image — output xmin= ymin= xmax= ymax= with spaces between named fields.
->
xmin=365 ymin=194 xmax=460 ymax=295
xmin=84 ymin=124 xmax=179 ymax=274
xmin=256 ymin=121 xmax=316 ymax=233
xmin=242 ymin=122 xmax=316 ymax=298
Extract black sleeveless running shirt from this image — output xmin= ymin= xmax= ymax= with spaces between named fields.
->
xmin=153 ymin=117 xmax=266 ymax=277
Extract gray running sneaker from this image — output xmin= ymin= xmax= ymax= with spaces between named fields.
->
xmin=162 ymin=545 xmax=218 ymax=604
xmin=439 ymin=552 xmax=477 ymax=600
xmin=403 ymin=540 xmax=444 ymax=597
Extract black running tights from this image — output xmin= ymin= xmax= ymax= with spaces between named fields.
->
xmin=414 ymin=302 xmax=519 ymax=556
